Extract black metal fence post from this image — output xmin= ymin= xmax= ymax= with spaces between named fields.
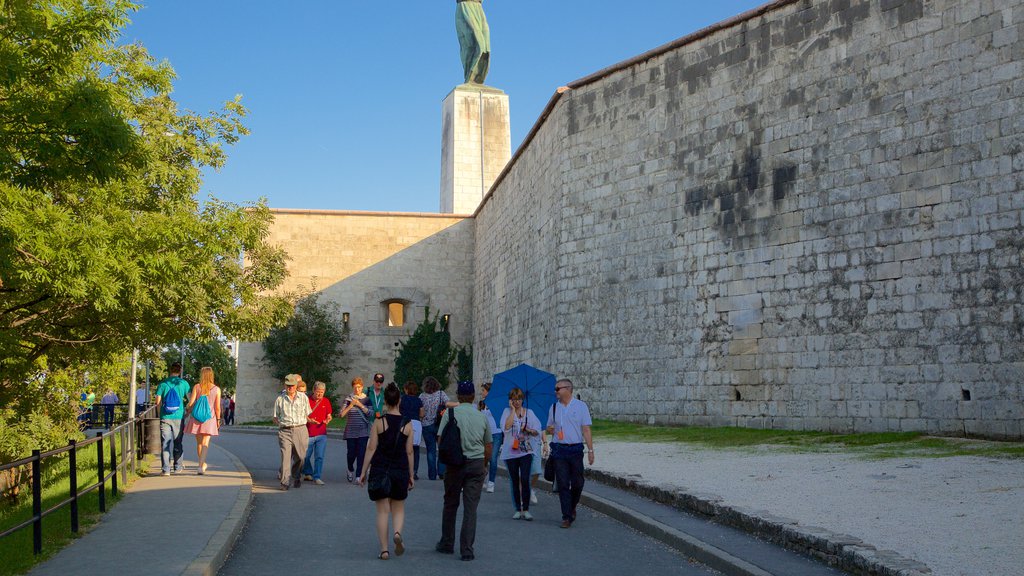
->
xmin=96 ymin=432 xmax=105 ymax=513
xmin=119 ymin=426 xmax=127 ymax=486
xmin=69 ymin=440 xmax=79 ymax=533
xmin=109 ymin=431 xmax=118 ymax=497
xmin=32 ymin=450 xmax=41 ymax=554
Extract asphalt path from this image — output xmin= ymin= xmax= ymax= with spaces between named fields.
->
xmin=216 ymin=430 xmax=720 ymax=575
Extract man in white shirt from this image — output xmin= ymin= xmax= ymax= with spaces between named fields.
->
xmin=545 ymin=378 xmax=594 ymax=528
xmin=272 ymin=374 xmax=312 ymax=490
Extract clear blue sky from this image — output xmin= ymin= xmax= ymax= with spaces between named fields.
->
xmin=124 ymin=1 xmax=767 ymax=213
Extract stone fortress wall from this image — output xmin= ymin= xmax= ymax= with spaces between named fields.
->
xmin=473 ymin=0 xmax=1024 ymax=438
xmin=235 ymin=210 xmax=474 ymax=424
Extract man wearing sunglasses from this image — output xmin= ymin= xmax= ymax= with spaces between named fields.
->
xmin=545 ymin=379 xmax=593 ymax=528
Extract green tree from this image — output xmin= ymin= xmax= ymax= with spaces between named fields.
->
xmin=162 ymin=340 xmax=237 ymax=395
xmin=455 ymin=343 xmax=473 ymax=383
xmin=261 ymin=291 xmax=347 ymax=400
xmin=0 ymin=0 xmax=291 ymax=405
xmin=394 ymin=308 xmax=457 ymax=391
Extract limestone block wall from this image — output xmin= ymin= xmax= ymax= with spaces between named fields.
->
xmin=236 ymin=210 xmax=474 ymax=423
xmin=440 ymin=86 xmax=512 ymax=214
xmin=473 ymin=0 xmax=1024 ymax=438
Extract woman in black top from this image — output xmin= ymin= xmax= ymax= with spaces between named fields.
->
xmin=359 ymin=382 xmax=414 ymax=560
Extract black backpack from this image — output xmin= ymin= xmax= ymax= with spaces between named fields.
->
xmin=438 ymin=406 xmax=465 ymax=466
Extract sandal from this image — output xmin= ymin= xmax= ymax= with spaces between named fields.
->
xmin=378 ymin=551 xmax=389 ymax=560
xmin=394 ymin=532 xmax=404 ymax=556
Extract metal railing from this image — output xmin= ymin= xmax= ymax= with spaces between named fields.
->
xmin=0 ymin=405 xmax=157 ymax=554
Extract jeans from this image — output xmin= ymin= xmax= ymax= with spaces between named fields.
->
xmin=488 ymin=432 xmax=503 ymax=482
xmin=551 ymin=443 xmax=585 ymax=522
xmin=159 ymin=418 xmax=185 ymax=473
xmin=439 ymin=458 xmax=486 ymax=557
xmin=346 ymin=436 xmax=368 ymax=478
xmin=507 ymin=454 xmax=533 ymax=511
xmin=422 ymin=422 xmax=438 ymax=479
xmin=302 ymin=434 xmax=327 ymax=480
xmin=103 ymin=405 xmax=115 ymax=428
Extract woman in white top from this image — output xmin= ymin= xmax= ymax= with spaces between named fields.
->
xmin=498 ymin=387 xmax=541 ymax=520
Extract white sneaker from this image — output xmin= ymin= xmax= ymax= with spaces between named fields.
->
xmin=314 ymin=479 xmax=325 ymax=485
xmin=512 ymin=511 xmax=522 ymax=520
xmin=485 ymin=481 xmax=495 ymax=493
xmin=522 ymin=511 xmax=533 ymax=521
xmin=530 ymin=490 xmax=538 ymax=504
xmin=303 ymin=474 xmax=313 ymax=481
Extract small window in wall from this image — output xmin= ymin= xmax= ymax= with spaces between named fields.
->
xmin=387 ymin=302 xmax=405 ymax=327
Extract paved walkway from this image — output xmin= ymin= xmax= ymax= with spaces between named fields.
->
xmin=29 ymin=437 xmax=251 ymax=576
xmin=25 ymin=428 xmax=1020 ymax=576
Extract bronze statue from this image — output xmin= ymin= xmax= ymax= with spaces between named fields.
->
xmin=456 ymin=0 xmax=490 ymax=84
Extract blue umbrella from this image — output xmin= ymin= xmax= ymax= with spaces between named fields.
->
xmin=489 ymin=363 xmax=557 ymax=428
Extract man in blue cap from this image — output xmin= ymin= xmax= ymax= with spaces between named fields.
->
xmin=435 ymin=380 xmax=491 ymax=561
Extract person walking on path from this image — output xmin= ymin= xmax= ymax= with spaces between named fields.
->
xmin=499 ymin=387 xmax=541 ymax=520
xmin=340 ymin=376 xmax=371 ymax=483
xmin=227 ymin=395 xmax=235 ymax=425
xmin=478 ymin=382 xmax=501 ymax=493
xmin=302 ymin=381 xmax=333 ymax=485
xmin=366 ymin=372 xmax=386 ymax=425
xmin=545 ymin=378 xmax=594 ymax=528
xmin=419 ymin=376 xmax=455 ymax=480
xmin=155 ymin=362 xmax=191 ymax=475
xmin=358 ymin=382 xmax=415 ymax=560
xmin=272 ymin=374 xmax=311 ymax=490
xmin=183 ymin=367 xmax=221 ymax=475
xmin=435 ymin=381 xmax=492 ymax=561
xmin=400 ymin=380 xmax=423 ymax=479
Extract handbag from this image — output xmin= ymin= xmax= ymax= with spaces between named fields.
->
xmin=543 ymin=403 xmax=556 ymax=482
xmin=367 ymin=471 xmax=391 ymax=501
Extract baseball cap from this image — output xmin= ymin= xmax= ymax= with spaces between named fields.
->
xmin=373 ymin=373 xmax=385 ymax=382
xmin=284 ymin=374 xmax=300 ymax=386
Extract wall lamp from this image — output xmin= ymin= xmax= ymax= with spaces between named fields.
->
xmin=342 ymin=312 xmax=350 ymax=328
xmin=441 ymin=314 xmax=451 ymax=332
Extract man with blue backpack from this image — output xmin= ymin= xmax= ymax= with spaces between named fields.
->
xmin=156 ymin=362 xmax=192 ymax=476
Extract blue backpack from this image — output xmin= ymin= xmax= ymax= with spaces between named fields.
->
xmin=162 ymin=384 xmax=183 ymax=415
xmin=191 ymin=394 xmax=212 ymax=423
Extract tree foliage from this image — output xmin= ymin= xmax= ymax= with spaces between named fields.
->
xmin=162 ymin=339 xmax=237 ymax=395
xmin=394 ymin=308 xmax=457 ymax=391
xmin=261 ymin=291 xmax=347 ymax=400
xmin=0 ymin=0 xmax=291 ymax=404
xmin=455 ymin=343 xmax=473 ymax=383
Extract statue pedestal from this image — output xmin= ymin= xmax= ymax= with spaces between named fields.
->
xmin=440 ymin=84 xmax=511 ymax=214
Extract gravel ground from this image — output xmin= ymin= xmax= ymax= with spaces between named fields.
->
xmin=594 ymin=440 xmax=1024 ymax=576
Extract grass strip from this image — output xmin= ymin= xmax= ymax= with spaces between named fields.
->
xmin=590 ymin=419 xmax=1024 ymax=459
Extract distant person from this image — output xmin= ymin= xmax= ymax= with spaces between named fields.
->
xmin=226 ymin=395 xmax=235 ymax=425
xmin=155 ymin=363 xmax=191 ymax=475
xmin=545 ymin=378 xmax=594 ymax=528
xmin=400 ymin=380 xmax=423 ymax=479
xmin=359 ymin=382 xmax=415 ymax=560
xmin=297 ymin=378 xmax=307 ymax=395
xmin=478 ymin=382 xmax=501 ymax=493
xmin=135 ymin=386 xmax=148 ymax=415
xmin=366 ymin=372 xmax=386 ymax=425
xmin=419 ymin=376 xmax=454 ymax=481
xmin=183 ymin=367 xmax=222 ymax=475
xmin=101 ymin=388 xmax=119 ymax=428
xmin=499 ymin=387 xmax=541 ymax=520
xmin=302 ymin=381 xmax=333 ymax=485
xmin=435 ymin=381 xmax=491 ymax=561
xmin=272 ymin=374 xmax=312 ymax=490
xmin=221 ymin=394 xmax=231 ymax=426
xmin=340 ymin=377 xmax=371 ymax=483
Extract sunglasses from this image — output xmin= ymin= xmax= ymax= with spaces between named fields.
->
xmin=555 ymin=386 xmax=569 ymax=391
